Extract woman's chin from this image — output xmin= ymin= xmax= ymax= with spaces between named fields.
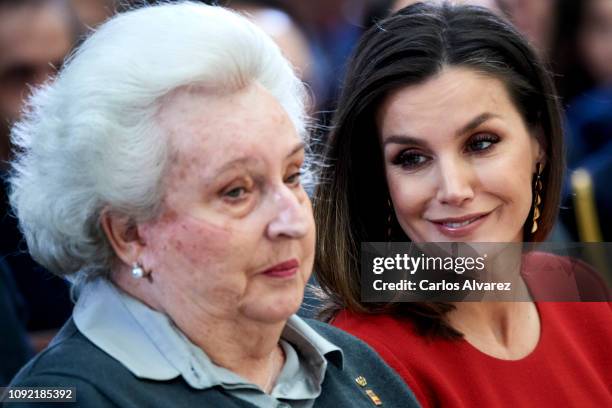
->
xmin=240 ymin=291 xmax=304 ymax=323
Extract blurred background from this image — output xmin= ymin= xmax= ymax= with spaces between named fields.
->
xmin=1 ymin=0 xmax=610 ymax=383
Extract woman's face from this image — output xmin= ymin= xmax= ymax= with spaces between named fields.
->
xmin=496 ymin=0 xmax=555 ymax=56
xmin=579 ymin=0 xmax=612 ymax=84
xmin=378 ymin=67 xmax=542 ymax=243
xmin=137 ymin=83 xmax=315 ymax=325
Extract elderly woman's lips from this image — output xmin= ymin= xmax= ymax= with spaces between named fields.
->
xmin=261 ymin=259 xmax=300 ymax=278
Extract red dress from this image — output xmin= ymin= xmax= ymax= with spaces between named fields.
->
xmin=333 ymin=253 xmax=612 ymax=407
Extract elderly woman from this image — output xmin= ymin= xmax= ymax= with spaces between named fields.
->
xmin=6 ymin=3 xmax=420 ymax=407
xmin=314 ymin=2 xmax=612 ymax=407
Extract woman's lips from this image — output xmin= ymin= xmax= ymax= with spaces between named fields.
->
xmin=428 ymin=211 xmax=492 ymax=238
xmin=261 ymin=259 xmax=299 ymax=278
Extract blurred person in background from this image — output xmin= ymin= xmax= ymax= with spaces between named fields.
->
xmin=548 ymin=0 xmax=612 ymax=103
xmin=362 ymin=1 xmax=503 ymax=47
xmin=279 ymin=0 xmax=368 ymax=115
xmin=70 ymin=0 xmax=117 ymax=29
xmin=497 ymin=0 xmax=558 ymax=58
xmin=0 ymin=259 xmax=33 ymax=385
xmin=0 ymin=0 xmax=76 ymax=351
xmin=392 ymin=0 xmax=501 ymax=14
xmin=551 ymin=0 xmax=612 ymax=241
xmin=0 ymin=0 xmax=74 ymax=164
xmin=574 ymin=0 xmax=612 ymax=88
xmin=7 ymin=3 xmax=420 ymax=406
xmin=224 ymin=0 xmax=318 ymax=108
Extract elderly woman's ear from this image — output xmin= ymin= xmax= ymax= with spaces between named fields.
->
xmin=100 ymin=208 xmax=146 ymax=268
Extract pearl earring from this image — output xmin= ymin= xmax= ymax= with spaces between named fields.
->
xmin=131 ymin=262 xmax=146 ymax=279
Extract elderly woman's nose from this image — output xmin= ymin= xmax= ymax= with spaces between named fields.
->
xmin=435 ymin=158 xmax=475 ymax=206
xmin=266 ymin=187 xmax=310 ymax=239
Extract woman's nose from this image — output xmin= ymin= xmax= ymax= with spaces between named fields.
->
xmin=435 ymin=158 xmax=475 ymax=206
xmin=266 ymin=187 xmax=311 ymax=239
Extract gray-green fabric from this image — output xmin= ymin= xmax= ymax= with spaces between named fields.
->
xmin=9 ymin=279 xmax=421 ymax=407
xmin=72 ymin=279 xmax=341 ymax=408
xmin=9 ymin=319 xmax=422 ymax=407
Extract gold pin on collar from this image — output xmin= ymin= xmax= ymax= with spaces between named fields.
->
xmin=355 ymin=376 xmax=367 ymax=387
xmin=365 ymin=389 xmax=383 ymax=406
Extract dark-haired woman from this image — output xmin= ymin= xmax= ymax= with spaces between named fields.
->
xmin=314 ymin=3 xmax=612 ymax=407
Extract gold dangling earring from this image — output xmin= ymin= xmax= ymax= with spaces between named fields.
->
xmin=531 ymin=163 xmax=544 ymax=234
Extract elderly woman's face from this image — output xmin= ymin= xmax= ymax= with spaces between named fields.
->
xmin=138 ymin=84 xmax=315 ymax=324
xmin=378 ymin=67 xmax=542 ymax=243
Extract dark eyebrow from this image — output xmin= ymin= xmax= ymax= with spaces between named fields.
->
xmin=456 ymin=112 xmax=499 ymax=137
xmin=382 ymin=112 xmax=500 ymax=148
xmin=382 ymin=134 xmax=426 ymax=148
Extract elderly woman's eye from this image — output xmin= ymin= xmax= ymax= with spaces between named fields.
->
xmin=224 ymin=187 xmax=247 ymax=199
xmin=467 ymin=133 xmax=500 ymax=153
xmin=392 ymin=150 xmax=430 ymax=170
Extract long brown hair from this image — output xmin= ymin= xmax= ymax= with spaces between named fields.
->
xmin=313 ymin=2 xmax=565 ymax=338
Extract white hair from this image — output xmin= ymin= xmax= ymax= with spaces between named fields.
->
xmin=8 ymin=1 xmax=310 ymax=283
